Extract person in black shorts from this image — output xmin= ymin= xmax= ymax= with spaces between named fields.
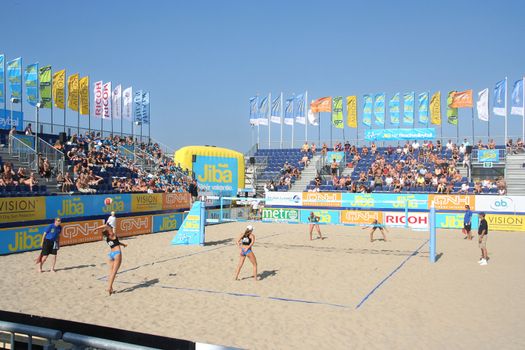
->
xmin=478 ymin=212 xmax=489 ymax=265
xmin=36 ymin=218 xmax=62 ymax=272
xmin=463 ymin=205 xmax=473 ymax=240
xmin=308 ymin=211 xmax=324 ymax=240
xmin=362 ymin=219 xmax=388 ymax=242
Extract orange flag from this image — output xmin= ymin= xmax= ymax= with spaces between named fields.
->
xmin=310 ymin=97 xmax=332 ymax=113
xmin=450 ymin=89 xmax=473 ymax=108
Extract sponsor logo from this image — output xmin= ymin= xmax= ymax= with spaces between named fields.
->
xmin=0 ymin=197 xmax=46 ymax=223
xmin=117 ymin=216 xmax=151 ymax=236
xmin=102 ymin=196 xmax=125 ymax=213
xmin=7 ymin=227 xmax=44 ymax=252
xmin=262 ymin=208 xmax=299 ymax=222
xmin=341 ymin=210 xmax=382 ymax=225
xmin=132 ymin=194 xmax=162 ymax=212
xmin=383 ymin=212 xmax=429 ymax=228
xmin=57 ymin=198 xmax=85 ymax=217
xmin=197 ymin=164 xmax=233 ymax=183
xmin=429 ymin=195 xmax=474 ymax=211
xmin=489 ymin=197 xmax=512 ymax=211
xmin=302 ymin=192 xmax=341 ymax=207
xmin=61 ymin=220 xmax=104 ymax=246
xmin=160 ymin=216 xmax=179 ymax=231
xmin=486 ymin=214 xmax=525 ymax=231
xmin=163 ymin=193 xmax=191 ymax=210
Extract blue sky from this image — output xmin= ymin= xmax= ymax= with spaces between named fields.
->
xmin=1 ymin=0 xmax=525 ymax=152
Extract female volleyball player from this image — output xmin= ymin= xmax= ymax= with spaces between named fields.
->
xmin=234 ymin=225 xmax=257 ymax=281
xmin=362 ymin=219 xmax=388 ymax=242
xmin=93 ymin=222 xmax=127 ymax=295
xmin=308 ymin=211 xmax=324 ymax=240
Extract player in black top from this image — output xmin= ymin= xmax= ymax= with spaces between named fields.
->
xmin=93 ymin=223 xmax=127 ymax=295
xmin=234 ymin=225 xmax=257 ymax=281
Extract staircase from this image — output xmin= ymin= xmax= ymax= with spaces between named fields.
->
xmin=289 ymin=155 xmax=321 ymax=192
xmin=505 ymin=153 xmax=525 ymax=195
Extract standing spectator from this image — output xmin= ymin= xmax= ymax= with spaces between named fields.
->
xmin=477 ymin=213 xmax=489 ymax=265
xmin=24 ymin=123 xmax=33 ymax=135
xmin=330 ymin=158 xmax=338 ymax=177
xmin=189 ymin=179 xmax=199 ymax=204
xmin=36 ymin=218 xmax=62 ymax=273
xmin=8 ymin=126 xmax=16 ymax=153
xmin=463 ymin=205 xmax=473 ymax=240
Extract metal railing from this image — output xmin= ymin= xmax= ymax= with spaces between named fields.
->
xmin=38 ymin=138 xmax=65 ymax=174
xmin=0 ymin=320 xmax=62 ymax=350
xmin=9 ymin=136 xmax=38 ymax=171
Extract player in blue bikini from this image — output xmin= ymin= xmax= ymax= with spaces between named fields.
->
xmin=362 ymin=219 xmax=388 ymax=242
xmin=94 ymin=219 xmax=127 ymax=295
xmin=234 ymin=225 xmax=257 ymax=281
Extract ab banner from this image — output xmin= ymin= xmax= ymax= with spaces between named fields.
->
xmin=172 ymin=201 xmax=205 ymax=245
xmin=365 ymin=128 xmax=436 ymax=141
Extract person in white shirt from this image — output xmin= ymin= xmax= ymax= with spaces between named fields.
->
xmin=396 ymin=145 xmax=402 ymax=154
xmin=460 ymin=183 xmax=469 ymax=194
xmin=106 ymin=211 xmax=117 ymax=233
xmin=482 ymin=178 xmax=490 ymax=188
xmin=446 ymin=140 xmax=453 ymax=151
xmin=385 ymin=175 xmax=393 ymax=187
xmin=459 ymin=143 xmax=466 ymax=154
xmin=412 ymin=140 xmax=420 ymax=150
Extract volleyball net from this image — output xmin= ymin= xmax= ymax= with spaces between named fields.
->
xmin=202 ymin=196 xmax=437 ymax=263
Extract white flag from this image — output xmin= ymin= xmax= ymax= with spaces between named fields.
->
xmin=112 ymin=84 xmax=122 ymax=119
xmin=123 ymin=87 xmax=133 ymax=120
xmin=477 ymin=88 xmax=489 ymax=122
xmin=94 ymin=81 xmax=103 ymax=118
xmin=102 ymin=82 xmax=111 ymax=119
xmin=307 ymin=109 xmax=318 ymax=126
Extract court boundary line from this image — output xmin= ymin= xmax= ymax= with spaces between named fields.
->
xmin=355 ymin=239 xmax=429 ymax=310
xmin=109 ymin=279 xmax=352 ymax=309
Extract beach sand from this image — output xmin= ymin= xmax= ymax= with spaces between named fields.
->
xmin=1 ymin=222 xmax=524 ymax=349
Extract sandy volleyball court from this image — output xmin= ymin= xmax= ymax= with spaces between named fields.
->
xmin=1 ymin=222 xmax=524 ymax=349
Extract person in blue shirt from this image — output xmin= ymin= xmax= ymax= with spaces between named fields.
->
xmin=36 ymin=218 xmax=62 ymax=273
xmin=463 ymin=205 xmax=473 ymax=240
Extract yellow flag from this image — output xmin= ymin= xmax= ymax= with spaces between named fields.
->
xmin=52 ymin=69 xmax=66 ymax=109
xmin=430 ymin=91 xmax=441 ymax=125
xmin=346 ymin=96 xmax=357 ymax=128
xmin=79 ymin=76 xmax=89 ymax=115
xmin=67 ymin=73 xmax=79 ymax=111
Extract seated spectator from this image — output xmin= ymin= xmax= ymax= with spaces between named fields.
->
xmin=507 ymin=139 xmax=516 ymax=154
xmin=301 ymin=142 xmax=310 ymax=153
xmin=436 ymin=182 xmax=445 ymax=193
xmin=23 ymin=172 xmax=39 ymax=191
xmin=488 ymin=139 xmax=496 ymax=149
xmin=446 ymin=139 xmax=453 ymax=151
xmin=436 ymin=140 xmax=442 ymax=152
xmin=24 ymin=123 xmax=33 ymax=135
xmin=54 ymin=140 xmax=64 ymax=151
xmin=459 ymin=182 xmax=469 ymax=194
xmin=477 ymin=139 xmax=486 ymax=149
xmin=517 ymin=138 xmax=525 ymax=153
xmin=371 ymin=142 xmax=377 ymax=155
xmin=311 ymin=143 xmax=317 ymax=155
xmin=474 ymin=182 xmax=482 ymax=194
xmin=299 ymin=154 xmax=310 ymax=167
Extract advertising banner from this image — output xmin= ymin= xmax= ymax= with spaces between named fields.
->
xmin=340 ymin=210 xmax=382 ymax=225
xmin=265 ymin=192 xmax=302 ymax=206
xmin=300 ymin=209 xmax=340 ymax=225
xmin=383 ymin=211 xmax=429 ymax=229
xmin=0 ymin=197 xmax=46 ymax=223
xmin=116 ymin=215 xmax=152 ymax=237
xmin=326 ymin=151 xmax=345 ymax=163
xmin=94 ymin=81 xmax=103 ymax=118
xmin=123 ymin=87 xmax=133 ymax=120
xmin=475 ymin=195 xmax=525 ymax=213
xmin=261 ymin=208 xmax=300 ymax=223
xmin=131 ymin=193 xmax=163 ymax=213
xmin=0 ymin=224 xmax=47 ymax=255
xmin=430 ymin=91 xmax=441 ymax=125
xmin=52 ymin=69 xmax=65 ymax=109
xmin=342 ymin=193 xmax=428 ymax=210
xmin=102 ymin=82 xmax=111 ymax=119
xmin=60 ymin=219 xmax=105 ymax=246
xmin=362 ymin=94 xmax=372 ymax=126
xmin=172 ymin=201 xmax=205 ymax=245
xmin=428 ymin=195 xmax=474 ymax=211
xmin=46 ymin=194 xmax=132 ymax=220
xmin=436 ymin=212 xmax=479 ymax=230
xmin=153 ymin=213 xmax=184 ymax=233
xmin=403 ymin=92 xmax=414 ymax=124
xmin=478 ymin=149 xmax=500 ymax=163
xmin=373 ymin=93 xmax=385 ymax=126
xmin=486 ymin=214 xmax=525 ymax=232
xmin=0 ymin=54 xmax=4 ymax=104
xmin=302 ymin=192 xmax=342 ymax=207
xmin=79 ymin=76 xmax=89 ymax=115
xmin=346 ymin=95 xmax=357 ymax=128
xmin=194 ymin=155 xmax=238 ymax=197
xmin=7 ymin=57 xmax=22 ymax=99
xmin=39 ymin=65 xmax=52 ymax=108
xmin=365 ymin=128 xmax=436 ymax=141
xmin=67 ymin=73 xmax=79 ymax=111
xmin=332 ymin=96 xmax=343 ymax=128
xmin=163 ymin=192 xmax=191 ymax=211
xmin=25 ymin=63 xmax=39 ymax=106
xmin=0 ymin=110 xmax=24 ymax=131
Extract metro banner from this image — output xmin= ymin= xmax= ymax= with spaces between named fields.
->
xmin=365 ymin=128 xmax=436 ymax=141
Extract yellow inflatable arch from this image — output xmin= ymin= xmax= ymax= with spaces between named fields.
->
xmin=174 ymin=145 xmax=245 ymax=196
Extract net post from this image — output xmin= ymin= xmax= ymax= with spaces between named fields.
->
xmin=219 ymin=196 xmax=224 ymax=223
xmin=429 ymin=202 xmax=436 ymax=263
xmin=404 ymin=198 xmax=409 ymax=229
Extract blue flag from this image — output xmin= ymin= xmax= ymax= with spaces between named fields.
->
xmin=493 ymin=78 xmax=507 ymax=117
xmin=373 ymin=93 xmax=385 ymax=126
xmin=418 ymin=92 xmax=429 ymax=124
xmin=389 ymin=93 xmax=400 ymax=124
xmin=403 ymin=92 xmax=415 ymax=124
xmin=141 ymin=92 xmax=150 ymax=125
xmin=0 ymin=54 xmax=4 ymax=105
xmin=284 ymin=97 xmax=294 ymax=125
xmin=7 ymin=57 xmax=22 ymax=100
xmin=249 ymin=96 xmax=258 ymax=125
xmin=294 ymin=93 xmax=305 ymax=124
xmin=363 ymin=94 xmax=372 ymax=127
xmin=25 ymin=63 xmax=39 ymax=106
xmin=258 ymin=95 xmax=269 ymax=126
xmin=134 ymin=90 xmax=143 ymax=123
xmin=270 ymin=95 xmax=281 ymax=124
xmin=511 ymin=79 xmax=524 ymax=117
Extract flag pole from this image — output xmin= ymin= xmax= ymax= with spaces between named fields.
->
xmin=522 ymin=76 xmax=524 ymax=143
xmin=148 ymin=94 xmax=151 ymax=144
xmin=51 ymin=68 xmax=54 ymax=134
xmin=77 ymin=78 xmax=80 ymax=135
xmin=280 ymin=92 xmax=283 ymax=149
xmin=504 ymin=77 xmax=508 ymax=146
xmin=88 ymin=76 xmax=91 ymax=135
xmin=291 ymin=94 xmax=295 ymax=148
xmin=318 ymin=112 xmax=321 ymax=148
xmin=304 ymin=91 xmax=308 ymax=143
xmin=268 ymin=92 xmax=271 ymax=149
xmin=120 ymin=88 xmax=123 ymax=138
xmin=471 ymin=107 xmax=475 ymax=145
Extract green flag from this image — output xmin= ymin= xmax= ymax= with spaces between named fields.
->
xmin=332 ymin=96 xmax=344 ymax=128
xmin=447 ymin=91 xmax=458 ymax=125
xmin=39 ymin=65 xmax=52 ymax=108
